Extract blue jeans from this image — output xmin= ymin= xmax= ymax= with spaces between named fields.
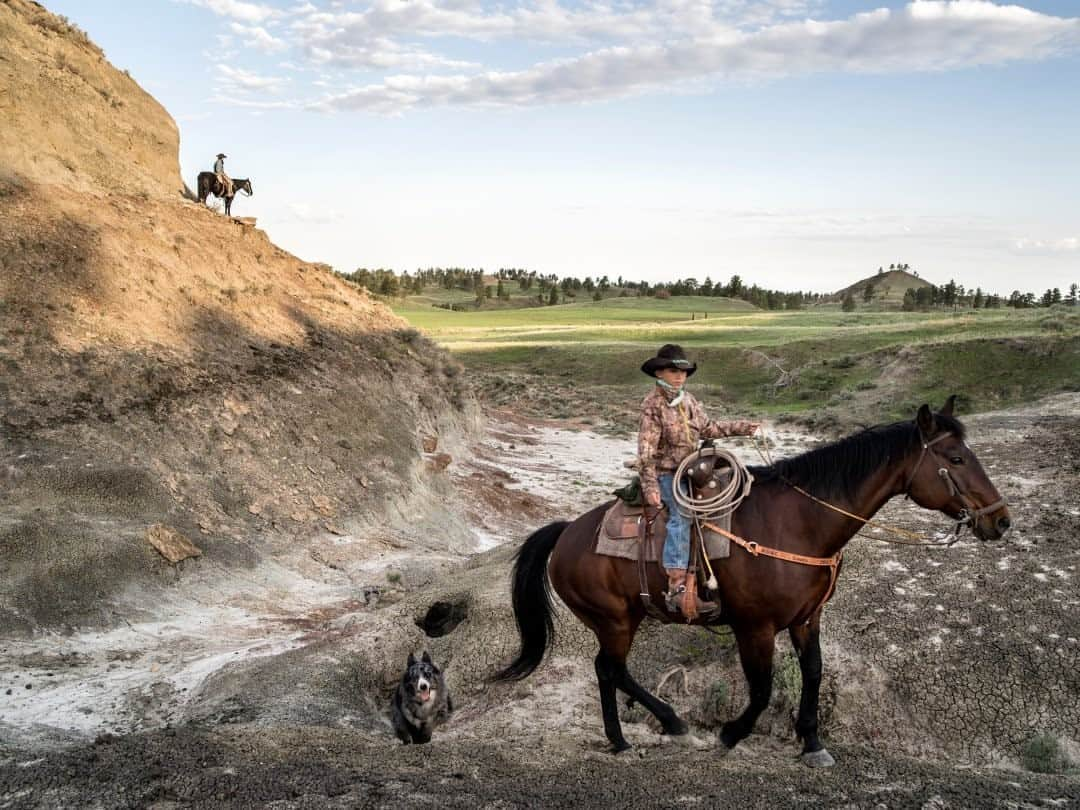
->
xmin=659 ymin=473 xmax=691 ymax=570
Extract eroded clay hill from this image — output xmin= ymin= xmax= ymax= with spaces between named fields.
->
xmin=0 ymin=0 xmax=475 ymax=635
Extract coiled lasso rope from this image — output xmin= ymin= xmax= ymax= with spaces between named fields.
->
xmin=672 ymin=445 xmax=754 ymax=589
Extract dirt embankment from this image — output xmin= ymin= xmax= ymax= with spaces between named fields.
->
xmin=0 ymin=0 xmax=477 ymax=638
xmin=0 ymin=0 xmax=181 ymax=196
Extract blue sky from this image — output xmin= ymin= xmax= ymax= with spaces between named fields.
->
xmin=50 ymin=1 xmax=1080 ymax=293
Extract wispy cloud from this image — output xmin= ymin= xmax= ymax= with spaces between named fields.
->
xmin=1012 ymin=236 xmax=1080 ymax=254
xmin=186 ymin=1 xmax=1080 ymax=114
xmin=181 ymin=0 xmax=280 ymax=24
xmin=302 ymin=36 xmax=479 ymax=71
xmin=215 ymin=63 xmax=290 ymax=93
xmin=230 ymin=22 xmax=289 ymax=53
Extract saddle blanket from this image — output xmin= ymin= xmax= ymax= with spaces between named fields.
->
xmin=595 ymin=500 xmax=731 ymax=562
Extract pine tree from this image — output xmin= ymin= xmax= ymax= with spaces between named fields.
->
xmin=842 ymin=290 xmax=856 ymax=312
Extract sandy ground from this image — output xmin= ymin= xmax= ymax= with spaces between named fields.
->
xmin=2 ymin=398 xmax=1079 ymax=808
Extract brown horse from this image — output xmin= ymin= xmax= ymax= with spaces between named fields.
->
xmin=493 ymin=398 xmax=1010 ymax=766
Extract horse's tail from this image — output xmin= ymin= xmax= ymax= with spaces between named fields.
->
xmin=491 ymin=521 xmax=569 ymax=682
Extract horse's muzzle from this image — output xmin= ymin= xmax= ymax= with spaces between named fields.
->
xmin=973 ymin=506 xmax=1012 ymax=541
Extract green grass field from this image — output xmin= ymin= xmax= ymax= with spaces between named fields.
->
xmin=395 ymin=294 xmax=1080 ymax=428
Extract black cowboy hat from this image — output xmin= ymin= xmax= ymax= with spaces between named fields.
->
xmin=216 ymin=153 xmax=227 ymax=159
xmin=641 ymin=344 xmax=697 ymax=377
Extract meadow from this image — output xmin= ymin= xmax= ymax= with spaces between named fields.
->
xmin=395 ymin=295 xmax=1080 ymax=429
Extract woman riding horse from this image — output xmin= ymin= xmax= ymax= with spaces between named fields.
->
xmin=638 ymin=344 xmax=759 ymax=618
xmin=494 ymin=393 xmax=1010 ymax=765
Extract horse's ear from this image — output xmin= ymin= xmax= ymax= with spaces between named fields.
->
xmin=407 ymin=652 xmax=416 ymax=667
xmin=421 ymin=651 xmax=433 ymax=665
xmin=916 ymin=404 xmax=935 ymax=435
xmin=940 ymin=395 xmax=956 ymax=417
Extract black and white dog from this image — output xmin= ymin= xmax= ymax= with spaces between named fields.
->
xmin=391 ymin=651 xmax=452 ymax=744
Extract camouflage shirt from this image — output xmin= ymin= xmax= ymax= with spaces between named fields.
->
xmin=638 ymin=385 xmax=756 ymax=502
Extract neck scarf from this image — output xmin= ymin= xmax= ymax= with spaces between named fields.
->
xmin=656 ymin=378 xmax=685 ymax=407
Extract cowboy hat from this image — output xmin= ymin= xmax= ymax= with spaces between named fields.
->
xmin=216 ymin=153 xmax=227 ymax=159
xmin=641 ymin=344 xmax=697 ymax=377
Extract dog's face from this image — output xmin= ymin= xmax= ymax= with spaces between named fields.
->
xmin=401 ymin=651 xmax=441 ymax=706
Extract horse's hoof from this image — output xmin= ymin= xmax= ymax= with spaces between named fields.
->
xmin=611 ymin=741 xmax=632 ymax=755
xmin=800 ymin=748 xmax=835 ymax=768
xmin=719 ymin=726 xmax=740 ymax=750
xmin=662 ymin=717 xmax=689 ymax=736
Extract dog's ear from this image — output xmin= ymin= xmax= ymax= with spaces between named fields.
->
xmin=421 ymin=651 xmax=433 ymax=665
xmin=407 ymin=652 xmax=416 ymax=667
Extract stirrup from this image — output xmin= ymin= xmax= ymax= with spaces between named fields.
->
xmin=664 ymin=586 xmax=721 ymax=618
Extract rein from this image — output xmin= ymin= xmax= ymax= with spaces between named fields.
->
xmin=751 ymin=427 xmax=1005 ymax=548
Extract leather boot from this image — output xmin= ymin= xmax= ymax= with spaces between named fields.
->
xmin=665 ymin=569 xmax=720 ymax=619
xmin=663 ymin=569 xmax=687 ymax=613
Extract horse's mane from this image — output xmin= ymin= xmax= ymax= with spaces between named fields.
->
xmin=749 ymin=414 xmax=966 ymax=501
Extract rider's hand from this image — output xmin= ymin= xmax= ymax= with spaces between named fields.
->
xmin=646 ymin=491 xmax=662 ymax=508
xmin=745 ymin=422 xmax=761 ymax=436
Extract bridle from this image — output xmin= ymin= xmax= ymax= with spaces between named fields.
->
xmin=904 ymin=430 xmax=1008 ymax=538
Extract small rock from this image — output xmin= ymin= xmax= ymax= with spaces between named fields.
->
xmin=145 ymin=524 xmax=202 ymax=564
xmin=422 ymin=435 xmax=438 ymax=453
xmin=428 ymin=452 xmax=453 ymax=472
xmin=223 ymin=396 xmax=250 ymax=416
xmin=358 ymin=475 xmax=371 ymax=488
xmin=311 ymin=494 xmax=334 ymax=516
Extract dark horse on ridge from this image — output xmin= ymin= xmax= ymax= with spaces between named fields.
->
xmin=196 ymin=172 xmax=253 ymax=216
xmin=493 ymin=398 xmax=1010 ymax=766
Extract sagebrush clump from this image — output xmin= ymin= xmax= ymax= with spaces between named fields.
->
xmin=1021 ymin=733 xmax=1070 ymax=774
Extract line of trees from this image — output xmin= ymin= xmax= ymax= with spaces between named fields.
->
xmin=343 ymin=266 xmax=824 ymax=312
xmin=900 ymin=280 xmax=1078 ymax=311
xmin=342 ymin=265 xmax=1077 ymax=314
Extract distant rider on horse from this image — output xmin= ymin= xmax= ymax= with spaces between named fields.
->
xmin=638 ymin=344 xmax=759 ymax=617
xmin=213 ymin=153 xmax=234 ymax=199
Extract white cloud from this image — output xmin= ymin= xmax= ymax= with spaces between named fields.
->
xmin=303 ymin=36 xmax=478 ymax=70
xmin=1012 ymin=237 xmax=1080 ymax=254
xmin=181 ymin=0 xmax=280 ymax=24
xmin=215 ymin=63 xmax=290 ymax=93
xmin=185 ymin=1 xmax=1080 ymax=115
xmin=311 ymin=1 xmax=1080 ymax=113
xmin=288 ymin=0 xmax=824 ymax=50
xmin=230 ymin=22 xmax=289 ymax=52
